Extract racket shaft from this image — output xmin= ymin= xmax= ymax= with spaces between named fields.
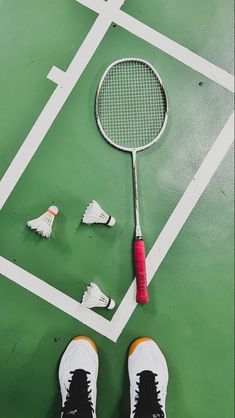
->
xmin=132 ymin=151 xmax=141 ymax=238
xmin=134 ymin=239 xmax=149 ymax=304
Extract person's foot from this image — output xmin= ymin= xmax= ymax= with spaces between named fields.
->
xmin=128 ymin=338 xmax=169 ymax=418
xmin=59 ymin=336 xmax=98 ymax=418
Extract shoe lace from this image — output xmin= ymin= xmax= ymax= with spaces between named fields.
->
xmin=133 ymin=370 xmax=164 ymax=418
xmin=62 ymin=369 xmax=94 ymax=417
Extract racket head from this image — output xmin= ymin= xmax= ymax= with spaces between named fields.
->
xmin=95 ymin=58 xmax=168 ymax=152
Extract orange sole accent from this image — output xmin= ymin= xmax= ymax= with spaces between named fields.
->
xmin=129 ymin=337 xmax=153 ymax=356
xmin=73 ymin=336 xmax=97 ymax=353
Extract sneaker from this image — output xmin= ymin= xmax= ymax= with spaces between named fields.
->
xmin=128 ymin=338 xmax=169 ymax=418
xmin=59 ymin=336 xmax=98 ymax=418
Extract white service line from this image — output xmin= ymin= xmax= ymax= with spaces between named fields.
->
xmin=108 ymin=112 xmax=234 ymax=342
xmin=0 ymin=257 xmax=114 ymax=339
xmin=76 ymin=0 xmax=234 ymax=92
xmin=0 ymin=1 xmax=125 ymax=210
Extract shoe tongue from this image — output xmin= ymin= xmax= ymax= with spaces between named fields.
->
xmin=65 ymin=411 xmax=78 ymax=416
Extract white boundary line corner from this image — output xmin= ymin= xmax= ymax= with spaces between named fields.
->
xmin=0 ymin=256 xmax=115 ymax=340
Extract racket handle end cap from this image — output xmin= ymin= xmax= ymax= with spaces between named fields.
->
xmin=136 ymin=293 xmax=149 ymax=304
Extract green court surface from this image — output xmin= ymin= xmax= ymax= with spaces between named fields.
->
xmin=0 ymin=1 xmax=234 ymax=417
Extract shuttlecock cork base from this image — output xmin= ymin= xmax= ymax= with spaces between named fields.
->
xmin=82 ymin=200 xmax=115 ymax=227
xmin=27 ymin=205 xmax=59 ymax=238
xmin=81 ymin=283 xmax=115 ymax=310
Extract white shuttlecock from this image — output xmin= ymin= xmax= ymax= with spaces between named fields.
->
xmin=82 ymin=200 xmax=115 ymax=227
xmin=81 ymin=283 xmax=115 ymax=310
xmin=27 ymin=205 xmax=59 ymax=238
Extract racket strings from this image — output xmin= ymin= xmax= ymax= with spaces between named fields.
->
xmin=97 ymin=60 xmax=167 ymax=149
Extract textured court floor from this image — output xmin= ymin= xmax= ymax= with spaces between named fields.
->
xmin=0 ymin=1 xmax=234 ymax=417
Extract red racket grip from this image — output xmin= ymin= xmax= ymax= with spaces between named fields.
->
xmin=134 ymin=239 xmax=149 ymax=304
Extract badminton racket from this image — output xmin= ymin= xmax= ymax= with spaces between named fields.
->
xmin=95 ymin=58 xmax=168 ymax=304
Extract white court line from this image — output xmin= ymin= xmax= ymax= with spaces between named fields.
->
xmin=108 ymin=112 xmax=234 ymax=341
xmin=0 ymin=113 xmax=233 ymax=342
xmin=76 ymin=0 xmax=234 ymax=92
xmin=0 ymin=0 xmax=234 ymax=341
xmin=0 ymin=0 xmax=125 ymax=211
xmin=47 ymin=66 xmax=66 ymax=84
xmin=0 ymin=257 xmax=114 ymax=339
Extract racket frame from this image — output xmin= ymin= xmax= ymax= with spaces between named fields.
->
xmin=95 ymin=58 xmax=168 ymax=153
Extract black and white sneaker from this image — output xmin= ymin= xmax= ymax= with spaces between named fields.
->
xmin=128 ymin=338 xmax=169 ymax=418
xmin=59 ymin=336 xmax=98 ymax=418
